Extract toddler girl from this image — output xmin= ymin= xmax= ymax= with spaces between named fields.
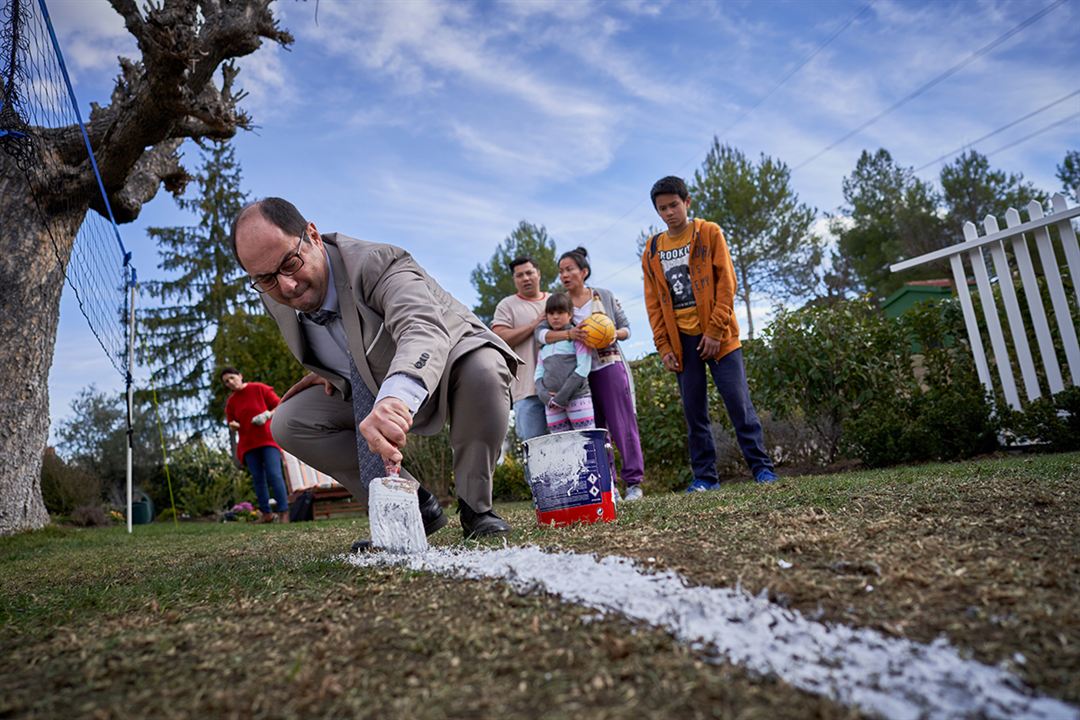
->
xmin=534 ymin=293 xmax=594 ymax=432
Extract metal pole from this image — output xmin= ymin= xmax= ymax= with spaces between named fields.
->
xmin=126 ymin=281 xmax=136 ymax=534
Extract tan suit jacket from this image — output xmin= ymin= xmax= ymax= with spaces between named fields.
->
xmin=262 ymin=233 xmax=520 ymax=434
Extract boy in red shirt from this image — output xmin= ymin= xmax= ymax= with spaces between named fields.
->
xmin=222 ymin=367 xmax=289 ymax=522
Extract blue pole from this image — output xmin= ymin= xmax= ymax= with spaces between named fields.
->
xmin=37 ymin=0 xmax=131 ymax=268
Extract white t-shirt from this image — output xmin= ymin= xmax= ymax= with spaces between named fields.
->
xmin=492 ymin=292 xmax=548 ymax=402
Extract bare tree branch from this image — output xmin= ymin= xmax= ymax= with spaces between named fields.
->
xmin=81 ymin=0 xmax=293 ymax=213
xmin=92 ymin=138 xmax=189 ymax=222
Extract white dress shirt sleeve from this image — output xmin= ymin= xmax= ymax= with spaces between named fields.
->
xmin=375 ymin=373 xmax=428 ymax=415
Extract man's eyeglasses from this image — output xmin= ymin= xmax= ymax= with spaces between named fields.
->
xmin=250 ymin=231 xmax=306 ymax=292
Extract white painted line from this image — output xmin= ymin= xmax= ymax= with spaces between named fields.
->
xmin=344 ymin=546 xmax=1077 ymax=720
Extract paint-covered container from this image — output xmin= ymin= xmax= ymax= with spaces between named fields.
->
xmin=369 ymin=476 xmax=428 ymax=553
xmin=522 ymin=429 xmax=617 ymax=527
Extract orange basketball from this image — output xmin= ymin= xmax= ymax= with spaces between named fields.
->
xmin=579 ymin=312 xmax=616 ymax=349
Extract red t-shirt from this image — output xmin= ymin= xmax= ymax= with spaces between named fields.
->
xmin=225 ymin=382 xmax=281 ymax=460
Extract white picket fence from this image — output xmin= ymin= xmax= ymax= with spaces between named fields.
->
xmin=890 ymin=192 xmax=1080 ymax=410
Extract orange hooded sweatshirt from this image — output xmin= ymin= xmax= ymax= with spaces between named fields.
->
xmin=641 ymin=218 xmax=741 ymax=367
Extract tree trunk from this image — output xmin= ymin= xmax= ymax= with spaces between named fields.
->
xmin=740 ymin=271 xmax=754 ymax=340
xmin=0 ymin=0 xmax=291 ymax=535
xmin=743 ymin=290 xmax=754 ymax=340
xmin=0 ymin=153 xmax=84 ymax=534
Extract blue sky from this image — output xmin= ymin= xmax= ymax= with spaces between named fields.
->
xmin=44 ymin=0 xmax=1079 ymax=435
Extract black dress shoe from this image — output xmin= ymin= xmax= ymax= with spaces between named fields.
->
xmin=418 ymin=487 xmax=449 ymax=536
xmin=350 ymin=486 xmax=447 ymax=553
xmin=458 ymin=499 xmax=511 ymax=540
xmin=350 ymin=539 xmax=374 ymax=553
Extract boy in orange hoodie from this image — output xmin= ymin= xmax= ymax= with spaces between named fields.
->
xmin=641 ymin=176 xmax=776 ymax=491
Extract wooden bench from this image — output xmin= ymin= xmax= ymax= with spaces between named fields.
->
xmin=282 ymin=451 xmax=367 ymax=520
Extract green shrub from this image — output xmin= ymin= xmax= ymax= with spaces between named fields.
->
xmin=841 ymin=299 xmax=997 ymax=466
xmin=844 ymin=379 xmax=997 ymax=466
xmin=1002 ymin=386 xmax=1080 ymax=451
xmin=751 ymin=410 xmax=830 ymax=470
xmin=156 ymin=507 xmax=180 ymax=523
xmin=745 ymin=297 xmax=997 ymax=468
xmin=631 ymin=351 xmax=828 ymax=490
xmin=745 ymin=298 xmax=906 ymax=463
xmin=40 ymin=448 xmax=103 ymax=515
xmin=492 ymin=455 xmax=530 ymax=501
xmin=402 ymin=429 xmax=455 ymax=502
xmin=70 ymin=504 xmax=110 ymax=527
xmin=167 ymin=442 xmax=253 ymax=517
xmin=631 ymin=355 xmax=694 ymax=490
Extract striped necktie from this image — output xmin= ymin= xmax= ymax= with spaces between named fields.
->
xmin=303 ymin=309 xmax=385 ymax=488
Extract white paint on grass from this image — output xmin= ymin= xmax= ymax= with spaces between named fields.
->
xmin=344 ymin=546 xmax=1077 ymax=720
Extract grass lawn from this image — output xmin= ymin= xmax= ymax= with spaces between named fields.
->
xmin=1 ymin=451 xmax=1077 ymax=718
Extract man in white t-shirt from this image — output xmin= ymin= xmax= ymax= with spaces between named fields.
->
xmin=491 ymin=257 xmax=550 ymax=440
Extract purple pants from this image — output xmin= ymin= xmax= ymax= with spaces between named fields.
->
xmin=588 ymin=362 xmax=645 ymax=487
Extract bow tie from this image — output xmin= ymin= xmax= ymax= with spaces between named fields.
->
xmin=303 ymin=309 xmax=339 ymax=326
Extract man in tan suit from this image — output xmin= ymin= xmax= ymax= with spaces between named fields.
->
xmin=230 ymin=197 xmax=519 ymax=540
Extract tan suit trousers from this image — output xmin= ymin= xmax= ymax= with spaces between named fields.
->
xmin=272 ymin=346 xmax=512 ymax=513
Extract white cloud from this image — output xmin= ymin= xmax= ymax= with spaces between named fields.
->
xmin=721 ymin=0 xmax=1078 ymax=210
xmin=47 ymin=0 xmax=133 ymax=70
xmin=294 ymin=0 xmax=631 ymax=180
xmin=449 ymin=123 xmax=563 ymax=178
xmin=500 ymin=0 xmax=597 ymax=23
xmin=451 ymin=116 xmax=618 ymax=180
xmin=234 ymin=41 xmax=294 ymax=122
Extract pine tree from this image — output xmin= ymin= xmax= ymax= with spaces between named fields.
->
xmin=470 ymin=221 xmax=559 ymax=325
xmin=138 ymin=140 xmax=257 ymax=433
xmin=832 ymin=149 xmax=946 ymax=298
xmin=940 ymin=150 xmax=1046 ymax=232
xmin=210 ymin=309 xmax=306 ymax=422
xmin=1055 ymin=149 xmax=1079 ymax=203
xmin=690 ymin=140 xmax=822 ymax=338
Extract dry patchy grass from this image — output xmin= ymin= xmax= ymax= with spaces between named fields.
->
xmin=510 ymin=452 xmax=1080 ymax=703
xmin=0 ymin=451 xmax=1077 ymax=718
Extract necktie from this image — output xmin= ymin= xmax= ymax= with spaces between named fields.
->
xmin=304 ymin=309 xmax=385 ymax=488
xmin=304 ymin=308 xmax=339 ymax=326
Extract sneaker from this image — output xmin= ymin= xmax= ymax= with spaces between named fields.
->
xmin=624 ymin=486 xmax=644 ymax=502
xmin=685 ymin=479 xmax=720 ymax=493
xmin=755 ymin=469 xmax=778 ymax=484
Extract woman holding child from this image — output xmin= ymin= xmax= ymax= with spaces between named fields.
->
xmin=535 ymin=247 xmax=646 ymax=502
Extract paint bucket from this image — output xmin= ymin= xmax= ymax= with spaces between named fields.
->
xmin=522 ymin=429 xmax=617 ymax=527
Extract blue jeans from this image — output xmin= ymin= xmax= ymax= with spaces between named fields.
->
xmin=675 ymin=337 xmax=773 ymax=481
xmin=513 ymin=395 xmax=549 ymax=441
xmin=244 ymin=445 xmax=289 ymax=514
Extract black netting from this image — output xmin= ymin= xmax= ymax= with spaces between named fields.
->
xmin=2 ymin=0 xmax=134 ymax=378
